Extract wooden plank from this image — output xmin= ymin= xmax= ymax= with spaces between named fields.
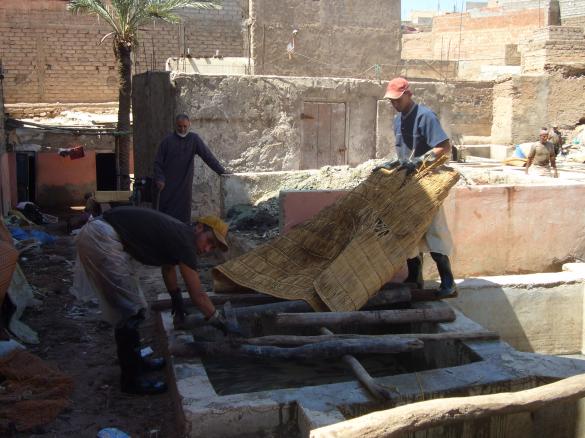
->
xmin=331 ymin=103 xmax=347 ymax=166
xmin=310 ymin=374 xmax=585 ymax=438
xmin=300 ymin=102 xmax=319 ymax=170
xmin=316 ymin=103 xmax=332 ymax=168
xmin=170 ymin=337 xmax=423 ymax=360
xmin=273 ymin=307 xmax=456 ymax=329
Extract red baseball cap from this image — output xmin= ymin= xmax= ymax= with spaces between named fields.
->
xmin=384 ymin=77 xmax=410 ymax=99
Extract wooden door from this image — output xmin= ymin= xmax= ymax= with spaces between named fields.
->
xmin=301 ymin=102 xmax=346 ymax=170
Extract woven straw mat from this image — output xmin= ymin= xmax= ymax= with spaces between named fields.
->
xmin=213 ymin=163 xmax=460 ymax=312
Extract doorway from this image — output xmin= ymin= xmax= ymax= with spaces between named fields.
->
xmin=16 ymin=152 xmax=36 ymax=203
xmin=96 ymin=153 xmax=116 ymax=191
xmin=300 ymin=102 xmax=347 ymax=170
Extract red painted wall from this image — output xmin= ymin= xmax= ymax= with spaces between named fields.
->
xmin=35 ymin=150 xmax=97 ymax=209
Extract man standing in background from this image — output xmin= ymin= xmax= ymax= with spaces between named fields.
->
xmin=153 ymin=114 xmax=230 ymax=324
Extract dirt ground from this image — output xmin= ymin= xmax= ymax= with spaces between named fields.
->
xmin=11 ymin=228 xmax=183 ymax=438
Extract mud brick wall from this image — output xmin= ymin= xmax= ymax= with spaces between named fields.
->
xmin=521 ymin=26 xmax=585 ymax=73
xmin=490 ymin=0 xmax=585 ymax=27
xmin=491 ymin=72 xmax=585 ymax=144
xmin=249 ymin=0 xmax=401 ymax=78
xmin=402 ymin=6 xmax=543 ymax=78
xmin=0 ymin=0 xmax=244 ymax=104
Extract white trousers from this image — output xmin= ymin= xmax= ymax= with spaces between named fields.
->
xmin=73 ymin=219 xmax=146 ymax=326
xmin=409 ymin=206 xmax=453 ymax=257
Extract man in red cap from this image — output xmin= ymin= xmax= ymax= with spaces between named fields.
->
xmin=378 ymin=77 xmax=457 ymax=299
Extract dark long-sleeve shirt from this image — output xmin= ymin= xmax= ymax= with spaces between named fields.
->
xmin=153 ymin=132 xmax=225 ymax=223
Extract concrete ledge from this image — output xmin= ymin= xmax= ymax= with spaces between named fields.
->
xmin=453 ymin=271 xmax=585 ymax=355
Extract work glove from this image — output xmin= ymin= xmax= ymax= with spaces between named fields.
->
xmin=398 ymin=150 xmax=439 ymax=175
xmin=169 ymin=289 xmax=187 ymax=324
xmin=372 ymin=159 xmax=401 ymax=173
xmin=207 ymin=309 xmax=244 ymax=338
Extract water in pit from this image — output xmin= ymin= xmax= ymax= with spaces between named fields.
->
xmin=203 ymin=341 xmax=480 ymax=395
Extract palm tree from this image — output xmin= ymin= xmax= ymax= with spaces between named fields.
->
xmin=67 ymin=0 xmax=221 ymax=189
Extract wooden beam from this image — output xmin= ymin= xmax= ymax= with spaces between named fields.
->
xmin=273 ymin=307 xmax=456 ymax=329
xmin=170 ymin=337 xmax=423 ymax=360
xmin=243 ymin=331 xmax=499 ymax=347
xmin=310 ymin=373 xmax=585 ymax=438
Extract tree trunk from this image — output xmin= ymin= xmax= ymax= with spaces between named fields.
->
xmin=116 ymin=42 xmax=132 ymax=190
xmin=272 ymin=307 xmax=456 ymax=329
xmin=310 ymin=373 xmax=585 ymax=438
xmin=170 ymin=337 xmax=423 ymax=360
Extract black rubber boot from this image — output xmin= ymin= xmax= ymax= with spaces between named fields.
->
xmin=430 ymin=252 xmax=458 ymax=299
xmin=403 ymin=254 xmax=424 ymax=289
xmin=141 ymin=356 xmax=166 ymax=372
xmin=114 ymin=316 xmax=167 ymax=395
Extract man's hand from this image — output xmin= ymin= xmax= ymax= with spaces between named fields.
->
xmin=207 ymin=310 xmax=243 ymax=337
xmin=169 ymin=289 xmax=187 ymax=324
xmin=156 ymin=180 xmax=165 ymax=192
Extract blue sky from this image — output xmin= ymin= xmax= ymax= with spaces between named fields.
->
xmin=402 ymin=0 xmax=464 ymax=19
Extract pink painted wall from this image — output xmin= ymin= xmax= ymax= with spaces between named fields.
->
xmin=280 ymin=190 xmax=348 ymax=233
xmin=36 ymin=150 xmax=97 ymax=208
xmin=279 ymin=183 xmax=585 ymax=277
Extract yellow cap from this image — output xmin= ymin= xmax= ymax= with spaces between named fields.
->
xmin=196 ymin=215 xmax=229 ymax=251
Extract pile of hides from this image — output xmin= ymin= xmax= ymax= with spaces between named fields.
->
xmin=213 ymin=158 xmax=460 ymax=312
xmin=0 ymin=350 xmax=73 ymax=432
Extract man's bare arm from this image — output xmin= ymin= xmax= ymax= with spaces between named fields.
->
xmin=178 ymin=263 xmax=215 ymax=318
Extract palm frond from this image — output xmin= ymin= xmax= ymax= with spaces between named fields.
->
xmin=67 ymin=0 xmax=122 ymax=34
xmin=145 ymin=0 xmax=222 ymax=20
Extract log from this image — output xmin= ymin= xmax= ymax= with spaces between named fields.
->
xmin=273 ymin=307 xmax=456 ymax=329
xmin=151 ymin=292 xmax=282 ymax=311
xmin=243 ymin=331 xmax=499 ymax=347
xmin=153 ymin=286 xmax=411 ymax=312
xmin=173 ymin=288 xmax=414 ymax=330
xmin=320 ymin=328 xmax=394 ymax=401
xmin=310 ymin=373 xmax=585 ymax=438
xmin=170 ymin=337 xmax=423 ymax=360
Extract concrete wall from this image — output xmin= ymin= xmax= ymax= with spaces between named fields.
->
xmin=0 ymin=0 xmax=244 ymax=104
xmin=249 ymin=0 xmax=401 ymax=78
xmin=452 ymin=273 xmax=585 ymax=354
xmin=278 ymin=179 xmax=585 ymax=278
xmin=133 ymin=72 xmax=494 ymax=215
